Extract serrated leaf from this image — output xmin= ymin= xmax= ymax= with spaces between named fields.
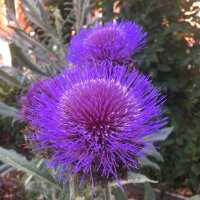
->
xmin=1 ymin=166 xmax=15 ymax=176
xmin=141 ymin=145 xmax=163 ymax=162
xmin=11 ymin=44 xmax=47 ymax=75
xmin=112 ymin=188 xmax=128 ymax=200
xmin=21 ymin=0 xmax=50 ymax=32
xmin=10 ymin=27 xmax=54 ymax=57
xmin=138 ymin=157 xmax=160 ymax=170
xmin=110 ymin=173 xmax=157 ymax=187
xmin=0 ymin=163 xmax=15 ymax=176
xmin=61 ymin=181 xmax=70 ymax=200
xmin=0 ymin=68 xmax=21 ymax=87
xmin=140 ymin=144 xmax=163 ymax=161
xmin=21 ymin=6 xmax=53 ymax=35
xmin=21 ymin=159 xmax=45 ymax=186
xmin=0 ymin=147 xmax=62 ymax=191
xmin=21 ymin=0 xmax=57 ymax=36
xmin=127 ymin=173 xmax=158 ymax=184
xmin=144 ymin=182 xmax=156 ymax=200
xmin=142 ymin=127 xmax=173 ymax=142
xmin=186 ymin=195 xmax=200 ymax=200
xmin=0 ymin=101 xmax=20 ymax=120
xmin=0 ymin=65 xmax=29 ymax=85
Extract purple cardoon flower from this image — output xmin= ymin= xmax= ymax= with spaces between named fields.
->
xmin=21 ymin=63 xmax=166 ymax=190
xmin=68 ymin=22 xmax=147 ymax=66
xmin=20 ymin=81 xmax=44 ymax=122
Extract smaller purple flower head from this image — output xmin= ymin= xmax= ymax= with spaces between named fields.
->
xmin=68 ymin=22 xmax=147 ymax=66
xmin=21 ymin=63 xmax=166 ymax=191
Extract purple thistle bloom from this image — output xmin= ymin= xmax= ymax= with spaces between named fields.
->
xmin=21 ymin=63 xmax=166 ymax=190
xmin=68 ymin=22 xmax=147 ymax=66
xmin=20 ymin=81 xmax=43 ymax=122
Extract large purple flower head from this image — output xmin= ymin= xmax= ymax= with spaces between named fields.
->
xmin=68 ymin=22 xmax=147 ymax=66
xmin=21 ymin=63 xmax=166 ymax=190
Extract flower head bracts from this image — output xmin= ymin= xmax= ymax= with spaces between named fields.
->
xmin=21 ymin=63 xmax=166 ymax=189
xmin=68 ymin=22 xmax=147 ymax=66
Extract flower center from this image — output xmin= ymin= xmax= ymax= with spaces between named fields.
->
xmin=86 ymin=28 xmax=123 ymax=44
xmin=84 ymin=27 xmax=127 ymax=61
xmin=59 ymin=78 xmax=135 ymax=137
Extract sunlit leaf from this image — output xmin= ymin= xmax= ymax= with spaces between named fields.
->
xmin=0 ymin=147 xmax=62 ymax=191
xmin=110 ymin=173 xmax=157 ymax=188
xmin=142 ymin=127 xmax=173 ymax=142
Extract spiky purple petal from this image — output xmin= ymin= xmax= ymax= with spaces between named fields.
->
xmin=68 ymin=22 xmax=147 ymax=66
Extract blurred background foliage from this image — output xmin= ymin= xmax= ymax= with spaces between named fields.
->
xmin=0 ymin=0 xmax=199 ymax=197
xmin=112 ymin=0 xmax=200 ymax=192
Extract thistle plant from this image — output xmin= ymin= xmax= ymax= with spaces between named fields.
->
xmin=67 ymin=22 xmax=147 ymax=66
xmin=20 ymin=21 xmax=167 ymax=199
xmin=21 ymin=63 xmax=166 ymax=189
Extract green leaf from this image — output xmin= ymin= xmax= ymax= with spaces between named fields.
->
xmin=141 ymin=145 xmax=163 ymax=162
xmin=186 ymin=195 xmax=200 ymax=200
xmin=110 ymin=173 xmax=157 ymax=187
xmin=157 ymin=64 xmax=171 ymax=72
xmin=10 ymin=27 xmax=55 ymax=59
xmin=62 ymin=184 xmax=70 ymax=200
xmin=0 ymin=65 xmax=29 ymax=85
xmin=142 ymin=127 xmax=173 ymax=142
xmin=144 ymin=183 xmax=156 ymax=200
xmin=11 ymin=26 xmax=63 ymax=69
xmin=10 ymin=44 xmax=47 ymax=75
xmin=21 ymin=159 xmax=45 ymax=186
xmin=0 ymin=147 xmax=62 ymax=191
xmin=21 ymin=0 xmax=56 ymax=35
xmin=0 ymin=68 xmax=21 ymax=87
xmin=128 ymin=173 xmax=158 ymax=184
xmin=0 ymin=163 xmax=15 ymax=176
xmin=138 ymin=157 xmax=160 ymax=171
xmin=112 ymin=188 xmax=128 ymax=200
xmin=0 ymin=101 xmax=20 ymax=120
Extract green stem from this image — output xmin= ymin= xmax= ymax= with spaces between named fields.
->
xmin=69 ymin=175 xmax=80 ymax=200
xmin=105 ymin=183 xmax=112 ymax=200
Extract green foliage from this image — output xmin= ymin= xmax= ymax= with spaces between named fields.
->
xmin=187 ymin=195 xmax=200 ymax=200
xmin=113 ymin=188 xmax=129 ymax=200
xmin=144 ymin=183 xmax=156 ymax=200
xmin=0 ymin=82 xmax=24 ymax=150
xmin=109 ymin=0 xmax=200 ymax=192
xmin=0 ymin=145 xmax=160 ymax=200
xmin=0 ymin=147 xmax=62 ymax=191
xmin=0 ymin=0 xmax=93 ymax=116
xmin=0 ymin=2 xmax=162 ymax=198
xmin=0 ymin=0 xmax=199 ymax=197
xmin=0 ymin=101 xmax=20 ymax=121
xmin=0 ymin=147 xmax=69 ymax=199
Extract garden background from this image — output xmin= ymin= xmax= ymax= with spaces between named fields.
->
xmin=0 ymin=0 xmax=200 ymax=199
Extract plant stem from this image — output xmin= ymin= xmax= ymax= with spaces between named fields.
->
xmin=105 ymin=183 xmax=112 ymax=200
xmin=69 ymin=175 xmax=80 ymax=200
